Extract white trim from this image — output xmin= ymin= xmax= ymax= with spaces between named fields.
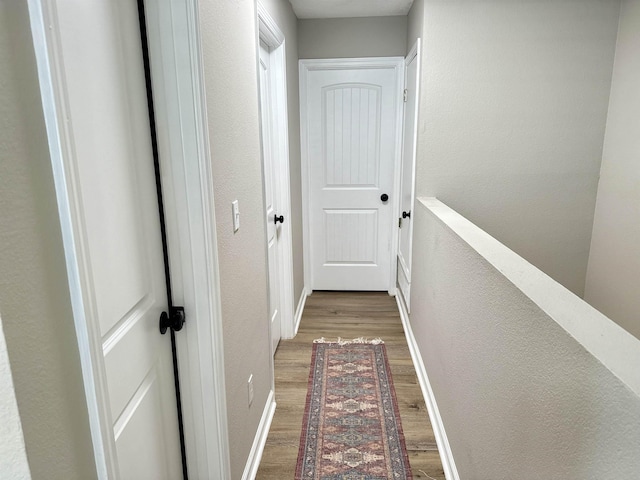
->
xmin=300 ymin=57 xmax=405 ymax=71
xmin=389 ymin=58 xmax=405 ymax=296
xmin=144 ymin=1 xmax=231 ymax=478
xmin=241 ymin=390 xmax=277 ymax=480
xmin=293 ymin=289 xmax=309 ymax=336
xmin=299 ymin=57 xmax=405 ymax=293
xmin=257 ymin=3 xmax=284 ymax=45
xmin=299 ymin=61 xmax=313 ymax=292
xmin=395 ymin=295 xmax=460 ymax=480
xmin=257 ymin=4 xmax=296 ymax=340
xmin=406 ymin=38 xmax=420 ymax=65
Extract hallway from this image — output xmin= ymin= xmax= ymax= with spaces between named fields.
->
xmin=256 ymin=291 xmax=445 ymax=479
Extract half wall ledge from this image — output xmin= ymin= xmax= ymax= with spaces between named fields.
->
xmin=418 ymin=196 xmax=640 ymax=398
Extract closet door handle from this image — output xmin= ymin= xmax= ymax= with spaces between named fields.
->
xmin=402 ymin=211 xmax=411 ymax=219
xmin=274 ymin=214 xmax=284 ymax=224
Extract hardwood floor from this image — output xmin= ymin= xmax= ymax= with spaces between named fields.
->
xmin=256 ymin=291 xmax=445 ymax=479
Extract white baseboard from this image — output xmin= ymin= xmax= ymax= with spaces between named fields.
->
xmin=241 ymin=390 xmax=276 ymax=480
xmin=395 ymin=295 xmax=460 ymax=480
xmin=293 ymin=289 xmax=308 ymax=336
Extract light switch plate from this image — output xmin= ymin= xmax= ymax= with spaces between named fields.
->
xmin=232 ymin=200 xmax=240 ymax=232
xmin=247 ymin=374 xmax=254 ymax=406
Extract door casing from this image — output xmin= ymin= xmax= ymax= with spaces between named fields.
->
xmin=299 ymin=57 xmax=405 ymax=295
xmin=257 ymin=3 xmax=296 ymax=340
xmin=27 ymin=0 xmax=230 ymax=478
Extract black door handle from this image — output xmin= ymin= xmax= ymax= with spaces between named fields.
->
xmin=402 ymin=211 xmax=411 ymax=219
xmin=380 ymin=193 xmax=389 ymax=202
xmin=159 ymin=306 xmax=185 ymax=334
xmin=274 ymin=214 xmax=284 ymax=224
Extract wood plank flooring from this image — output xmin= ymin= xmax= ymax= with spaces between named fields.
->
xmin=256 ymin=291 xmax=445 ymax=479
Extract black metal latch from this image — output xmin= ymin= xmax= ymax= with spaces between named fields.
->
xmin=159 ymin=306 xmax=186 ymax=334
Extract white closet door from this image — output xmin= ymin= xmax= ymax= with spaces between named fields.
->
xmin=398 ymin=41 xmax=421 ymax=311
xmin=304 ymin=62 xmax=402 ymax=291
xmin=259 ymin=40 xmax=282 ymax=355
xmin=53 ymin=1 xmax=182 ymax=477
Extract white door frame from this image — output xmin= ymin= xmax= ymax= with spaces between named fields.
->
xmin=397 ymin=39 xmax=422 ymax=312
xmin=299 ymin=57 xmax=405 ymax=295
xmin=257 ymin=3 xmax=296 ymax=339
xmin=27 ymin=1 xmax=230 ymax=479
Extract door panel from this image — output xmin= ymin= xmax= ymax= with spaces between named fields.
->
xmin=305 ymin=65 xmax=401 ymax=291
xmin=58 ymin=0 xmax=152 ymax=337
xmin=54 ymin=1 xmax=182 ymax=477
xmin=114 ymin=371 xmax=175 ymax=479
xmin=259 ymin=41 xmax=282 ymax=355
xmin=324 ymin=86 xmax=381 ymax=187
xmin=103 ymin=301 xmax=162 ymax=421
xmin=325 ymin=209 xmax=378 ymax=264
xmin=397 ymin=43 xmax=421 ymax=311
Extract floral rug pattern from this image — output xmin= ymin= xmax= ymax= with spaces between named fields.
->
xmin=296 ymin=338 xmax=412 ymax=479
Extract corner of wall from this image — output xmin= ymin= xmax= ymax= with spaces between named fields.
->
xmin=583 ymin=0 xmax=640 ymax=339
xmin=0 ymin=315 xmax=32 ymax=480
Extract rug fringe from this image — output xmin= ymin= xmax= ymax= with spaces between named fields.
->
xmin=313 ymin=337 xmax=384 ymax=345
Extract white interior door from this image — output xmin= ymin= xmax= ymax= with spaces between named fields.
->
xmin=303 ymin=60 xmax=403 ymax=291
xmin=51 ymin=1 xmax=182 ymax=477
xmin=259 ymin=40 xmax=282 ymax=355
xmin=397 ymin=41 xmax=421 ymax=311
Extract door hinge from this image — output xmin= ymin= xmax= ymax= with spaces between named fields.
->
xmin=159 ymin=306 xmax=186 ymax=334
xmin=403 ymin=89 xmax=408 ymax=103
xmin=399 ymin=217 xmax=402 ymax=228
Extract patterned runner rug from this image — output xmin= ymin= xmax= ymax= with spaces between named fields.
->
xmin=296 ymin=338 xmax=412 ymax=480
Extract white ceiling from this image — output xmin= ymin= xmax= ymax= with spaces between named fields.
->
xmin=289 ymin=0 xmax=414 ymax=19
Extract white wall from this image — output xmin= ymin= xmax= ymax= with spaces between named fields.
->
xmin=410 ymin=199 xmax=640 ymax=479
xmin=0 ymin=3 xmax=97 ymax=479
xmin=298 ymin=16 xmax=407 ymax=58
xmin=415 ymin=0 xmax=620 ymax=295
xmin=584 ymin=0 xmax=640 ymax=340
xmin=0 ymin=316 xmax=31 ymax=480
xmin=197 ymin=0 xmax=274 ymax=477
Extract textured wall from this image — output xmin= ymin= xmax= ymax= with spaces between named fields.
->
xmin=260 ymin=0 xmax=305 ymax=304
xmin=406 ymin=0 xmax=423 ymax=54
xmin=197 ymin=0 xmax=273 ymax=477
xmin=298 ymin=16 xmax=407 ymax=59
xmin=410 ymin=200 xmax=640 ymax=478
xmin=585 ymin=0 xmax=640 ymax=340
xmin=0 ymin=3 xmax=97 ymax=479
xmin=0 ymin=316 xmax=31 ymax=480
xmin=415 ymin=0 xmax=620 ymax=295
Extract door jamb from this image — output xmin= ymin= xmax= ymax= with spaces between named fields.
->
xmin=143 ymin=2 xmax=231 ymax=478
xmin=27 ymin=1 xmax=231 ymax=478
xmin=299 ymin=57 xmax=405 ymax=294
xmin=257 ymin=3 xmax=296 ymax=340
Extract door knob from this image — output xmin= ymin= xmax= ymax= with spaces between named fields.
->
xmin=159 ymin=306 xmax=185 ymax=334
xmin=402 ymin=211 xmax=411 ymax=219
xmin=274 ymin=214 xmax=284 ymax=224
xmin=380 ymin=193 xmax=389 ymax=202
